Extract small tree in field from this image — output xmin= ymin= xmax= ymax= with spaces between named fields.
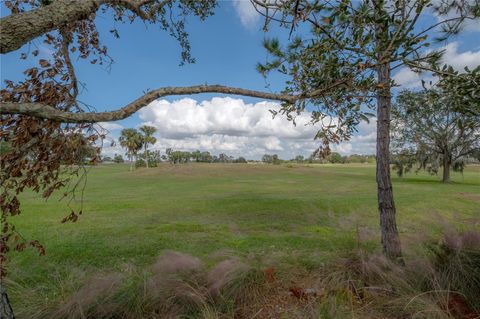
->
xmin=200 ymin=151 xmax=213 ymax=162
xmin=191 ymin=150 xmax=202 ymax=162
xmin=262 ymin=154 xmax=272 ymax=163
xmin=139 ymin=125 xmax=157 ymax=168
xmin=119 ymin=128 xmax=143 ymax=171
xmin=113 ymin=154 xmax=125 ymax=163
xmin=294 ymin=155 xmax=304 ymax=163
xmin=392 ymin=88 xmax=480 ymax=182
xmin=328 ymin=152 xmax=343 ymax=164
xmin=252 ymin=0 xmax=479 ymax=261
xmin=235 ymin=156 xmax=248 ymax=163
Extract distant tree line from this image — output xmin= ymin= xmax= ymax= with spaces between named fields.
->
xmin=101 ymin=154 xmax=125 ymax=164
xmin=261 ymin=152 xmax=376 ymax=164
xmin=310 ymin=153 xmax=376 ymax=164
xmin=261 ymin=154 xmax=281 ymax=164
xmin=164 ymin=149 xmax=247 ymax=164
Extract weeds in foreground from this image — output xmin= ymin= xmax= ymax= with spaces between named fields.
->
xmin=8 ymin=228 xmax=480 ymax=318
xmin=318 ymin=229 xmax=480 ymax=319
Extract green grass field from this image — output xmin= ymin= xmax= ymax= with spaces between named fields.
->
xmin=7 ymin=163 xmax=480 ymax=317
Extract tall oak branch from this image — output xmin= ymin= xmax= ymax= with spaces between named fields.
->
xmin=0 ymin=0 xmax=167 ymax=54
xmin=1 ymin=85 xmax=299 ymax=123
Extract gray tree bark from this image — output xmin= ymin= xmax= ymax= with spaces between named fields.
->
xmin=129 ymin=153 xmax=134 ymax=171
xmin=376 ymin=62 xmax=403 ymax=262
xmin=145 ymin=145 xmax=149 ymax=168
xmin=0 ymin=0 xmax=164 ymax=54
xmin=1 ymin=283 xmax=15 ymax=319
xmin=0 ymin=0 xmax=99 ymax=54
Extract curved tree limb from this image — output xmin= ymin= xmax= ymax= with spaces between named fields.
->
xmin=1 ymin=85 xmax=299 ymax=123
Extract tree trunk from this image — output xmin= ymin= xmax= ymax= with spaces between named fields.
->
xmin=442 ymin=154 xmax=451 ymax=182
xmin=0 ymin=283 xmax=15 ymax=319
xmin=145 ymin=146 xmax=149 ymax=168
xmin=376 ymin=62 xmax=403 ymax=262
xmin=129 ymin=153 xmax=133 ymax=171
xmin=0 ymin=0 xmax=99 ymax=54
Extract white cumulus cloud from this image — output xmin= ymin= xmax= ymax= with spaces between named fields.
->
xmin=100 ymin=97 xmax=376 ymax=159
xmin=393 ymin=41 xmax=480 ymax=89
xmin=442 ymin=42 xmax=480 ymax=70
xmin=138 ymin=97 xmax=318 ymax=140
xmin=98 ymin=97 xmax=379 ymax=159
xmin=232 ymin=0 xmax=261 ymax=29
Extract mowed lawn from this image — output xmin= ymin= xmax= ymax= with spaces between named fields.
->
xmin=7 ymin=163 xmax=480 ymax=310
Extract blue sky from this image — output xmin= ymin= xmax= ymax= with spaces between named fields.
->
xmin=1 ymin=1 xmax=479 ymax=159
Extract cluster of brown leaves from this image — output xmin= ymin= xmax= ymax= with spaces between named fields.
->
xmin=0 ymin=4 xmax=109 ymax=277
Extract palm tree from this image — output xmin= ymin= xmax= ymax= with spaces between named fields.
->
xmin=119 ymin=128 xmax=143 ymax=171
xmin=139 ymin=125 xmax=157 ymax=168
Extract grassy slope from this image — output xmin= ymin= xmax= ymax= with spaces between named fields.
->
xmin=7 ymin=163 xmax=480 ymax=310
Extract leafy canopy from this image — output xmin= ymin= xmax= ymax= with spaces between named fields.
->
xmin=254 ymin=0 xmax=479 ymax=152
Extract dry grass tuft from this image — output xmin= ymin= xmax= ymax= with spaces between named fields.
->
xmin=207 ymin=258 xmax=250 ymax=298
xmin=144 ymin=251 xmax=208 ymax=316
xmin=54 ymin=272 xmax=124 ymax=319
xmin=151 ymin=250 xmax=203 ymax=275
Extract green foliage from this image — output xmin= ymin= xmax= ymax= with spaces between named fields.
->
xmin=217 ymin=153 xmax=233 ymax=163
xmin=391 ymin=149 xmax=417 ymax=177
xmin=136 ymin=150 xmax=161 ymax=168
xmin=138 ymin=125 xmax=157 ymax=168
xmin=262 ymin=154 xmax=281 ymax=164
xmin=392 ymin=89 xmax=480 ymax=180
xmin=328 ymin=152 xmax=343 ymax=164
xmin=190 ymin=150 xmax=202 ymax=162
xmin=255 ymin=0 xmax=479 ymax=150
xmin=135 ymin=159 xmax=146 ymax=168
xmin=294 ymin=155 xmax=304 ymax=163
xmin=113 ymin=154 xmax=124 ymax=163
xmin=234 ymin=156 xmax=247 ymax=163
xmin=436 ymin=66 xmax=480 ymax=116
xmin=307 ymin=152 xmax=375 ymax=164
xmin=163 ymin=149 xmax=250 ymax=164
xmin=0 ymin=140 xmax=12 ymax=155
xmin=344 ymin=154 xmax=375 ymax=164
xmin=139 ymin=125 xmax=156 ymax=142
xmin=119 ymin=129 xmax=143 ymax=158
xmin=166 ymin=149 xmax=192 ymax=164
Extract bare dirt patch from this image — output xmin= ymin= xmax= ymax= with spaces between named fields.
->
xmin=458 ymin=192 xmax=480 ymax=202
